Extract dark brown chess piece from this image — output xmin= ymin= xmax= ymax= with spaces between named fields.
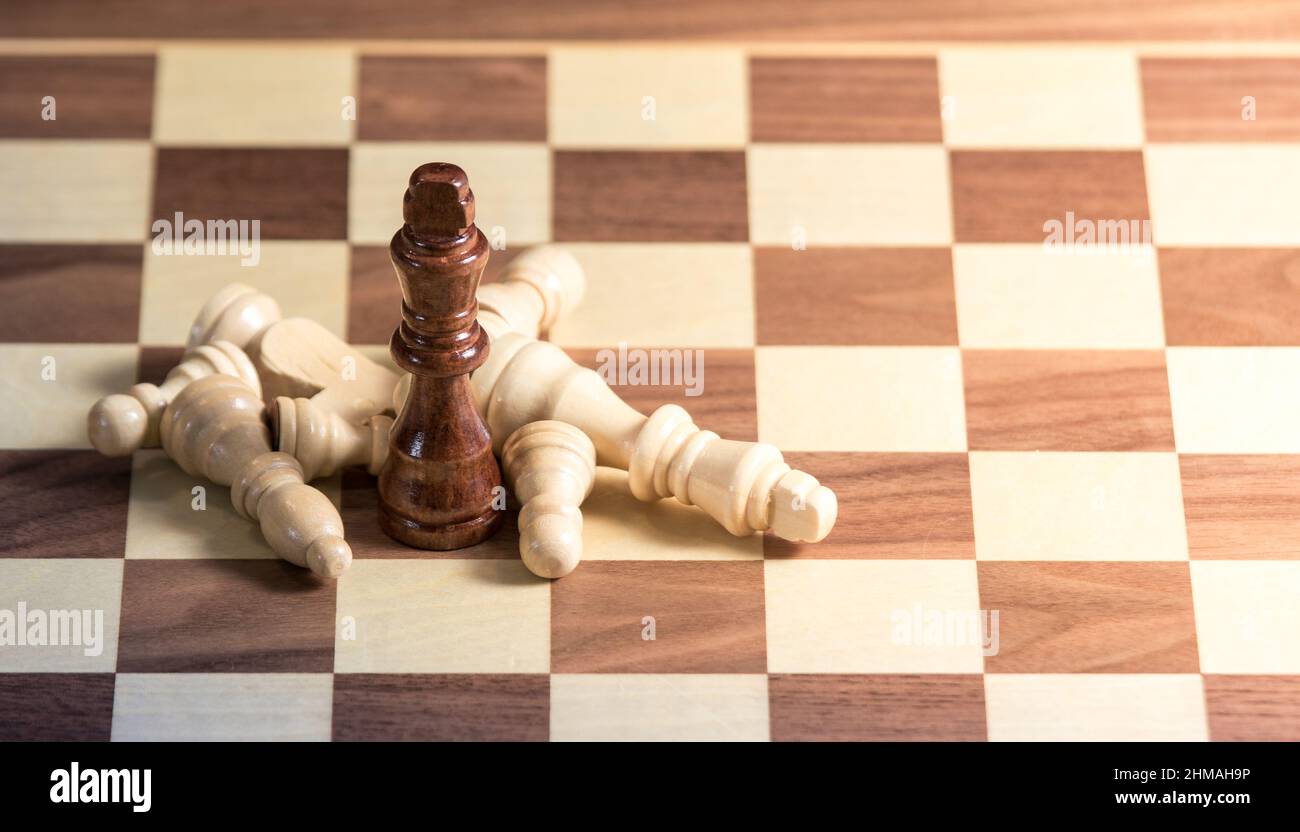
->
xmin=377 ymin=163 xmax=503 ymax=549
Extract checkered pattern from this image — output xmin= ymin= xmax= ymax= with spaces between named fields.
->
xmin=3 ymin=45 xmax=1300 ymax=741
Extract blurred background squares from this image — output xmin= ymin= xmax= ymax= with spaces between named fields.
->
xmin=359 ymin=56 xmax=546 ymax=141
xmin=939 ymin=49 xmax=1144 ymax=148
xmin=153 ymin=47 xmax=355 ymax=146
xmin=750 ymin=57 xmax=942 ymax=143
xmin=550 ymin=48 xmax=746 ymax=148
xmin=0 ymin=141 xmax=151 ymax=242
xmin=749 ymin=144 xmax=951 ymax=245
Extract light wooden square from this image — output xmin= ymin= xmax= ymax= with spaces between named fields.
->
xmin=0 ymin=560 xmax=121 ymax=672
xmin=756 ymin=346 xmax=966 ymax=452
xmin=748 ymin=144 xmax=952 ymax=245
xmin=1147 ymin=145 xmax=1300 ymax=245
xmin=154 ymin=46 xmax=355 ymax=146
xmin=550 ymin=48 xmax=746 ymax=148
xmin=550 ymin=674 xmax=769 ymax=741
xmin=349 ymin=142 xmax=549 ymax=245
xmin=764 ymin=559 xmax=985 ymax=673
xmin=0 ymin=344 xmax=138 ymax=450
xmin=939 ymin=49 xmax=1144 ymax=148
xmin=125 ymin=450 xmax=341 ymax=560
xmin=547 ymin=243 xmax=754 ymax=348
xmin=1192 ymin=561 xmax=1300 ymax=674
xmin=334 ymin=559 xmax=550 ymax=673
xmin=953 ymin=244 xmax=1165 ymax=348
xmin=1167 ymin=347 xmax=1300 ymax=453
xmin=111 ymin=673 xmax=333 ymax=741
xmin=969 ymin=452 xmax=1188 ymax=560
xmin=582 ymin=468 xmax=762 ymax=561
xmin=139 ymin=241 xmax=349 ymax=344
xmin=0 ymin=141 xmax=151 ymax=242
xmin=985 ymin=674 xmax=1207 ymax=741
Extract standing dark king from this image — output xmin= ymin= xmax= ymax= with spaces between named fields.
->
xmin=377 ymin=162 xmax=503 ymax=549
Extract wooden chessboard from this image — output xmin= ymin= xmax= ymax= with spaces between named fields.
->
xmin=4 ymin=6 xmax=1300 ymax=741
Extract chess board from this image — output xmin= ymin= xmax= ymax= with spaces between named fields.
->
xmin=4 ymin=12 xmax=1300 ymax=742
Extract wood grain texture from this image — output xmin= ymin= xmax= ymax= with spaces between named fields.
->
xmin=978 ymin=562 xmax=1199 ymax=673
xmin=333 ymin=674 xmax=549 ymax=741
xmin=963 ymin=350 xmax=1175 ymax=451
xmin=0 ymin=56 xmax=154 ymax=139
xmin=1160 ymin=248 xmax=1300 ymax=346
xmin=564 ymin=347 xmax=757 ymax=442
xmin=765 ymin=452 xmax=974 ymax=559
xmin=1181 ymin=455 xmax=1300 ymax=559
xmin=1142 ymin=58 xmax=1300 ymax=142
xmin=1204 ymin=675 xmax=1300 ymax=741
xmin=116 ymin=560 xmax=337 ymax=673
xmin=755 ymin=247 xmax=956 ymax=345
xmin=951 ymin=151 xmax=1149 ymax=243
xmin=0 ymin=451 xmax=131 ymax=558
xmin=358 ymin=56 xmax=547 ymax=141
xmin=347 ymin=244 xmax=521 ymax=344
xmin=0 ymin=245 xmax=142 ymax=343
xmin=768 ymin=674 xmax=987 ymax=741
xmin=7 ymin=0 xmax=1299 ymax=40
xmin=553 ymin=151 xmax=748 ymax=242
xmin=153 ymin=148 xmax=348 ymax=240
xmin=750 ymin=58 xmax=941 ymax=142
xmin=0 ymin=674 xmax=115 ymax=741
xmin=551 ymin=561 xmax=766 ymax=673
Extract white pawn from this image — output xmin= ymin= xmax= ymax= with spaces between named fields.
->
xmin=501 ymin=421 xmax=596 ymax=579
xmin=161 ymin=374 xmax=352 ymax=578
xmin=87 ymin=340 xmax=260 ymax=456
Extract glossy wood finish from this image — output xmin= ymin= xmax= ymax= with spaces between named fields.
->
xmin=378 ymin=162 xmax=503 ymax=550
